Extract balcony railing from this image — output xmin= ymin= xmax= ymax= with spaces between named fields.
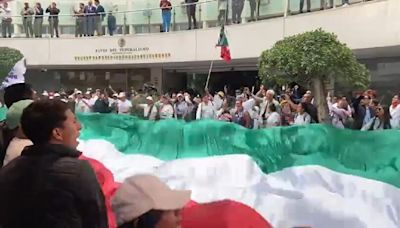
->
xmin=0 ymin=0 xmax=376 ymax=38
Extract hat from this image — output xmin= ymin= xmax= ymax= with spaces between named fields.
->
xmin=6 ymin=99 xmax=33 ymax=130
xmin=54 ymin=93 xmax=60 ymax=97
xmin=280 ymin=100 xmax=289 ymax=106
xmin=112 ymin=174 xmax=191 ymax=225
xmin=146 ymin=96 xmax=153 ymax=101
xmin=112 ymin=93 xmax=118 ymax=97
xmin=42 ymin=91 xmax=49 ymax=96
xmin=118 ymin=92 xmax=126 ymax=98
xmin=217 ymin=91 xmax=225 ymax=97
xmin=177 ymin=93 xmax=183 ymax=97
xmin=76 ymin=90 xmax=82 ymax=95
xmin=85 ymin=91 xmax=91 ymax=95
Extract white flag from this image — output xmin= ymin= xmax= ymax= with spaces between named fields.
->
xmin=1 ymin=58 xmax=26 ymax=89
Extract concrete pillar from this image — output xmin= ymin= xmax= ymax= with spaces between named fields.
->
xmin=150 ymin=67 xmax=163 ymax=93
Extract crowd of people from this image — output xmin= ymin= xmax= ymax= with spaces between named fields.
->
xmin=1 ymin=0 xmax=373 ymax=38
xmin=0 ymin=79 xmax=398 ymax=228
xmin=31 ymin=83 xmax=400 ymax=131
xmin=0 ymin=82 xmax=195 ymax=228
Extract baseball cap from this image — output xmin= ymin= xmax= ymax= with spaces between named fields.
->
xmin=112 ymin=174 xmax=191 ymax=226
xmin=217 ymin=91 xmax=225 ymax=97
xmin=118 ymin=92 xmax=126 ymax=98
xmin=146 ymin=96 xmax=153 ymax=101
xmin=6 ymin=99 xmax=34 ymax=130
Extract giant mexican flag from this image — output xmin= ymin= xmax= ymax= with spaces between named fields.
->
xmin=76 ymin=113 xmax=400 ymax=228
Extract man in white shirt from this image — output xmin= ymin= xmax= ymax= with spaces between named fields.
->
xmin=213 ymin=91 xmax=225 ymax=111
xmin=196 ymin=95 xmax=216 ymax=120
xmin=89 ymin=89 xmax=100 ymax=105
xmin=75 ymin=91 xmax=91 ymax=113
xmin=143 ymin=96 xmax=158 ymax=120
xmin=390 ymin=95 xmax=400 ymax=128
xmin=158 ymin=95 xmax=174 ymax=120
xmin=117 ymin=92 xmax=132 ymax=114
xmin=1 ymin=2 xmax=12 ymax=38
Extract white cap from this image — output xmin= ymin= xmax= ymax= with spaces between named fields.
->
xmin=177 ymin=93 xmax=183 ymax=97
xmin=54 ymin=93 xmax=60 ymax=97
xmin=112 ymin=175 xmax=191 ymax=226
xmin=112 ymin=93 xmax=118 ymax=97
xmin=76 ymin=90 xmax=82 ymax=95
xmin=146 ymin=96 xmax=153 ymax=101
xmin=42 ymin=91 xmax=49 ymax=96
xmin=85 ymin=91 xmax=91 ymax=95
xmin=118 ymin=92 xmax=126 ymax=98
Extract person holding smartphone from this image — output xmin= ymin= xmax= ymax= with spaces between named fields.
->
xmin=34 ymin=3 xmax=44 ymax=38
xmin=21 ymin=2 xmax=34 ymax=38
xmin=46 ymin=2 xmax=60 ymax=38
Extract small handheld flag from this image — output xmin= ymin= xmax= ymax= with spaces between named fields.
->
xmin=216 ymin=25 xmax=231 ymax=63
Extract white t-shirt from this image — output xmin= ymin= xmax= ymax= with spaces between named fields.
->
xmin=143 ymin=104 xmax=158 ymax=120
xmin=3 ymin=138 xmax=33 ymax=167
xmin=294 ymin=112 xmax=311 ymax=125
xmin=264 ymin=112 xmax=281 ymax=128
xmin=1 ymin=6 xmax=12 ymax=20
xmin=118 ymin=100 xmax=132 ymax=114
xmin=75 ymin=99 xmax=91 ymax=113
xmin=89 ymin=97 xmax=98 ymax=106
xmin=196 ymin=102 xmax=216 ymax=120
xmin=159 ymin=104 xmax=174 ymax=119
xmin=390 ymin=105 xmax=400 ymax=128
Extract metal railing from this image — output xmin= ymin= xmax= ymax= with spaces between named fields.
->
xmin=0 ymin=0 xmax=378 ymax=38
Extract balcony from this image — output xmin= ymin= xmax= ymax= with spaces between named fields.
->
xmin=0 ymin=0 xmax=394 ymax=68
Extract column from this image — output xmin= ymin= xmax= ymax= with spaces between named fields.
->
xmin=150 ymin=67 xmax=163 ymax=93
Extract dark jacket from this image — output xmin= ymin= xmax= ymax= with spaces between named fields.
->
xmin=46 ymin=7 xmax=60 ymax=20
xmin=0 ymin=143 xmax=108 ymax=228
xmin=352 ymin=96 xmax=373 ymax=130
xmin=34 ymin=7 xmax=44 ymax=19
xmin=93 ymin=98 xmax=111 ymax=113
xmin=107 ymin=15 xmax=116 ymax=29
xmin=304 ymin=103 xmax=319 ymax=123
xmin=96 ymin=4 xmax=105 ymax=20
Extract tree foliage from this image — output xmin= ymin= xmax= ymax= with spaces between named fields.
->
xmin=0 ymin=47 xmax=24 ymax=80
xmin=258 ymin=29 xmax=370 ymax=89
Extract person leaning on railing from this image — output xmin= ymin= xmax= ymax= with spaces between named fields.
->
xmin=185 ymin=0 xmax=198 ymax=30
xmin=84 ymin=1 xmax=97 ymax=36
xmin=21 ymin=2 xmax=34 ymax=38
xmin=0 ymin=2 xmax=12 ymax=38
xmin=160 ymin=0 xmax=172 ymax=32
xmin=34 ymin=3 xmax=44 ymax=38
xmin=74 ymin=3 xmax=85 ymax=37
xmin=217 ymin=0 xmax=227 ymax=25
xmin=107 ymin=11 xmax=116 ymax=36
xmin=94 ymin=0 xmax=105 ymax=36
xmin=232 ymin=0 xmax=244 ymax=24
xmin=46 ymin=2 xmax=60 ymax=38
